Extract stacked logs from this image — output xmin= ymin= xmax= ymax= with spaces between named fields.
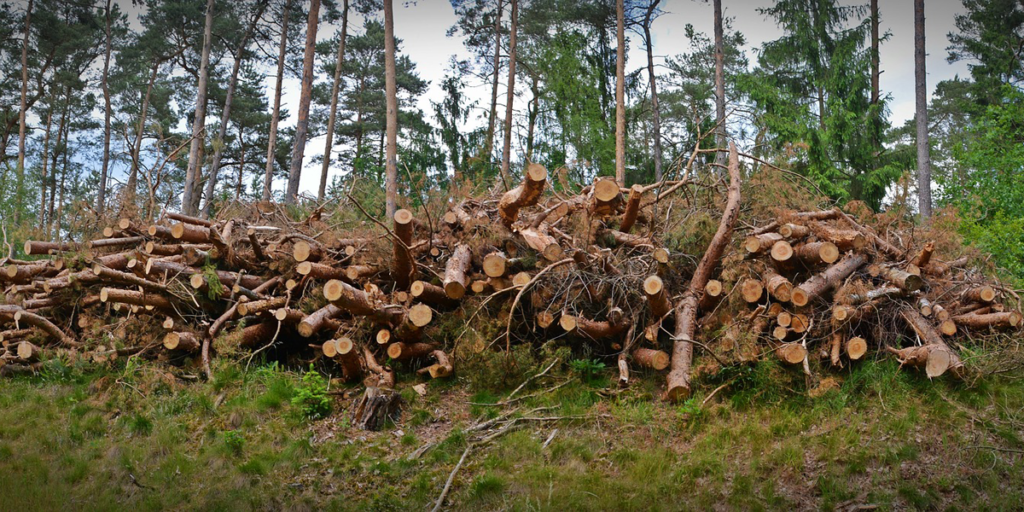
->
xmin=1 ymin=144 xmax=1020 ymax=407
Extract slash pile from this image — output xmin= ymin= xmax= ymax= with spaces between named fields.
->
xmin=1 ymin=145 xmax=1020 ymax=419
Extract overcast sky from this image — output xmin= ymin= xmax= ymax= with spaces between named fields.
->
xmin=115 ymin=0 xmax=974 ymax=196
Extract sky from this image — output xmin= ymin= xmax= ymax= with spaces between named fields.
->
xmin=112 ymin=0 xmax=975 ymax=197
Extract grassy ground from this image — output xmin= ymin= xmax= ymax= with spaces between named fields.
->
xmin=1 ymin=352 xmax=1023 ymax=511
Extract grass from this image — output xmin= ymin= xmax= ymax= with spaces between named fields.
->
xmin=1 ymin=356 xmax=1023 ymax=510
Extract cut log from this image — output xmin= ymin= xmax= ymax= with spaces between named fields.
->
xmin=163 ymin=332 xmax=201 ymax=352
xmin=293 ymin=239 xmax=322 ymax=262
xmin=777 ymin=343 xmax=808 ymax=365
xmin=298 ymin=304 xmax=344 ymax=337
xmin=483 ymin=251 xmax=507 ymax=278
xmin=791 ymin=253 xmax=868 ymax=307
xmin=744 ymin=233 xmax=784 ymax=254
xmin=951 ymin=311 xmax=1023 ymax=330
xmin=896 ymin=308 xmax=964 ymax=378
xmin=410 ymin=280 xmax=458 ymax=308
xmin=698 ymin=279 xmax=724 ymax=312
xmin=393 ymin=208 xmax=415 ymax=289
xmin=296 ymin=261 xmax=345 ymax=281
xmin=165 ymin=212 xmax=212 ymax=227
xmin=236 ymin=296 xmax=286 ymax=317
xmin=590 ymin=177 xmax=622 ymax=216
xmin=962 ymin=286 xmax=997 ymax=303
xmin=632 ymin=348 xmax=670 ymax=371
xmin=171 ymin=222 xmax=212 ymax=243
xmin=763 ymin=270 xmax=793 ymax=302
xmin=921 ymin=256 xmax=969 ymax=276
xmin=387 ymin=342 xmax=435 ymax=361
xmin=666 ymin=143 xmax=742 ymax=402
xmin=536 ymin=310 xmax=556 ymax=329
xmin=770 ymin=241 xmax=794 ymax=262
xmin=10 ymin=309 xmax=77 ymax=347
xmin=24 ymin=241 xmax=78 ymax=255
xmin=846 ymin=336 xmax=867 ymax=360
xmin=15 ymin=341 xmax=42 ymax=362
xmin=239 ymin=321 xmax=279 ymax=349
xmin=443 ymin=244 xmax=472 ymax=299
xmin=619 ymin=184 xmax=644 ymax=233
xmin=498 ymin=163 xmax=547 ymax=228
xmin=332 ymin=337 xmax=365 ymax=381
xmin=741 ymin=278 xmax=764 ymax=303
xmin=324 ymin=279 xmax=402 ymax=325
xmin=793 ymin=241 xmax=840 ymax=265
xmin=810 ymin=225 xmax=866 ymax=251
xmin=871 ymin=265 xmax=925 ymax=292
xmin=100 ymin=288 xmax=173 ymax=310
xmin=778 ymin=223 xmax=810 ymax=238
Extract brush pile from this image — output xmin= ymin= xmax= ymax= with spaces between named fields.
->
xmin=1 ymin=145 xmax=1020 ymax=416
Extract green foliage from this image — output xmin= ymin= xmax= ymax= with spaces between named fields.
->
xmin=222 ymin=430 xmax=245 ymax=456
xmin=569 ymin=358 xmax=606 ymax=384
xmin=291 ymin=365 xmax=331 ymax=420
xmin=202 ymin=263 xmax=224 ymax=300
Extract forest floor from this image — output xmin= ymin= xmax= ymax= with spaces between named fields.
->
xmin=2 ymin=350 xmax=1024 ymax=511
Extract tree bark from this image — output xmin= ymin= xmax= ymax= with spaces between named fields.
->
xmin=914 ymin=0 xmax=932 ymax=218
xmin=128 ymin=64 xmax=158 ymax=205
xmin=97 ymin=0 xmax=113 ymax=215
xmin=665 ymin=143 xmax=741 ymax=402
xmin=713 ymin=0 xmax=727 ymax=168
xmin=643 ymin=0 xmax=663 ymax=182
xmin=183 ymin=0 xmax=216 ymax=215
xmin=498 ymin=163 xmax=546 ymax=227
xmin=499 ymin=0 xmax=518 ymax=182
xmin=202 ymin=0 xmax=267 ymax=216
xmin=614 ymin=0 xmax=626 ymax=186
xmin=383 ymin=0 xmax=399 ymax=218
xmin=263 ymin=0 xmax=291 ymax=202
xmin=13 ymin=0 xmax=32 ymax=224
xmin=286 ymin=0 xmax=321 ymax=204
xmin=318 ymin=0 xmax=349 ymax=202
xmin=484 ymin=0 xmax=502 ymax=165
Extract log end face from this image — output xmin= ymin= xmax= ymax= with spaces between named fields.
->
xmin=526 ymin=163 xmax=548 ymax=183
xmin=771 ymin=241 xmax=794 ymax=262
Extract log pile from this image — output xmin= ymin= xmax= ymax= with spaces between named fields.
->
xmin=1 ymin=144 xmax=1020 ymax=408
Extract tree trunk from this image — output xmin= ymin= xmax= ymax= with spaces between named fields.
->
xmin=96 ymin=0 xmax=113 ymax=215
xmin=183 ymin=0 xmax=216 ymax=215
xmin=129 ymin=64 xmax=158 ymax=205
xmin=317 ymin=0 xmax=349 ymax=202
xmin=38 ymin=107 xmax=53 ymax=233
xmin=202 ymin=0 xmax=267 ymax=216
xmin=665 ymin=144 xmax=742 ymax=402
xmin=870 ymin=0 xmax=879 ymax=136
xmin=499 ymin=0 xmax=518 ymax=182
xmin=383 ymin=0 xmax=398 ymax=219
xmin=614 ymin=0 xmax=626 ymax=186
xmin=484 ymin=0 xmax=502 ymax=165
xmin=286 ymin=0 xmax=321 ymax=204
xmin=643 ymin=0 xmax=663 ymax=182
xmin=13 ymin=0 xmax=32 ymax=224
xmin=914 ymin=0 xmax=932 ymax=218
xmin=48 ymin=89 xmax=70 ymax=238
xmin=263 ymin=0 xmax=291 ymax=202
xmin=713 ymin=0 xmax=726 ymax=168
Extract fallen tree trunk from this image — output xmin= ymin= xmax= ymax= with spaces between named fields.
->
xmin=791 ymin=253 xmax=869 ymax=307
xmin=666 ymin=143 xmax=742 ymax=402
xmin=498 ymin=163 xmax=547 ymax=228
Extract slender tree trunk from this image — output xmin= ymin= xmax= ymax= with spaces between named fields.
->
xmin=614 ymin=0 xmax=626 ymax=186
xmin=914 ymin=0 xmax=932 ymax=218
xmin=526 ymin=73 xmax=538 ymax=162
xmin=237 ymin=133 xmax=246 ymax=198
xmin=14 ymin=0 xmax=33 ymax=225
xmin=383 ymin=0 xmax=398 ymax=219
xmin=318 ymin=0 xmax=349 ymax=202
xmin=644 ymin=0 xmax=663 ymax=182
xmin=870 ymin=0 xmax=879 ymax=107
xmin=129 ymin=65 xmax=157 ymax=205
xmin=39 ymin=107 xmax=52 ymax=232
xmin=49 ymin=89 xmax=69 ymax=239
xmin=483 ymin=0 xmax=502 ymax=166
xmin=183 ymin=0 xmax=216 ymax=214
xmin=97 ymin=0 xmax=113 ymax=215
xmin=56 ymin=119 xmax=68 ymax=238
xmin=354 ymin=75 xmax=365 ymax=167
xmin=286 ymin=0 xmax=321 ymax=204
xmin=713 ymin=0 xmax=726 ymax=168
xmin=263 ymin=0 xmax=291 ymax=202
xmin=499 ymin=0 xmax=518 ymax=181
xmin=201 ymin=0 xmax=267 ymax=216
